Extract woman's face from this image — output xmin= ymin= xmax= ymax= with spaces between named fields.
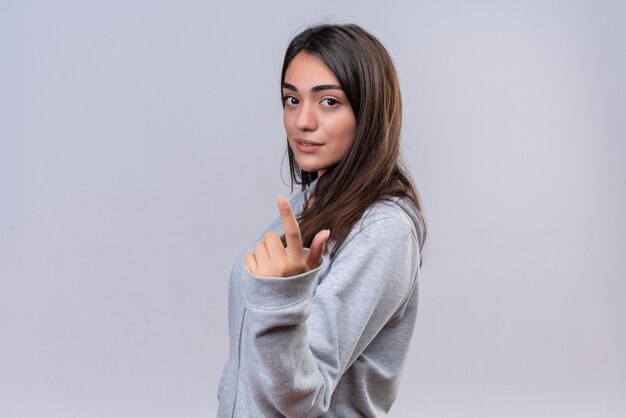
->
xmin=282 ymin=52 xmax=357 ymax=176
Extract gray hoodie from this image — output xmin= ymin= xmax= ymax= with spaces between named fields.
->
xmin=217 ymin=182 xmax=423 ymax=417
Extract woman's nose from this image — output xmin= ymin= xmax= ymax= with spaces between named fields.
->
xmin=295 ymin=102 xmax=317 ymax=132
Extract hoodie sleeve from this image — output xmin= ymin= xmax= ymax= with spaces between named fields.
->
xmin=240 ymin=208 xmax=420 ymax=417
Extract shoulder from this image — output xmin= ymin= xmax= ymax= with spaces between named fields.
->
xmin=330 ymin=197 xmax=420 ymax=256
xmin=355 ymin=197 xmax=419 ymax=241
xmin=320 ymin=197 xmax=421 ymax=298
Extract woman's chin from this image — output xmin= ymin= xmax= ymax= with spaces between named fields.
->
xmin=295 ymin=161 xmax=322 ymax=174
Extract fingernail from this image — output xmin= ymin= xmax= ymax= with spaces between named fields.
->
xmin=277 ymin=196 xmax=289 ymax=207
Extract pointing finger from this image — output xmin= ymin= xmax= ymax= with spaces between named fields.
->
xmin=277 ymin=196 xmax=304 ymax=259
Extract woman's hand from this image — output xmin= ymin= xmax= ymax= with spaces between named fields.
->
xmin=244 ymin=196 xmax=330 ymax=278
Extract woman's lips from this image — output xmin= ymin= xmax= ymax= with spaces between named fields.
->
xmin=295 ymin=139 xmax=323 ymax=153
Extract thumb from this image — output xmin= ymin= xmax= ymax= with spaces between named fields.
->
xmin=306 ymin=229 xmax=331 ymax=270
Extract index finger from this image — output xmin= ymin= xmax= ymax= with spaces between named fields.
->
xmin=277 ymin=196 xmax=304 ymax=259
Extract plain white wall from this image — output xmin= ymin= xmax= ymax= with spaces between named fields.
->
xmin=1 ymin=0 xmax=624 ymax=417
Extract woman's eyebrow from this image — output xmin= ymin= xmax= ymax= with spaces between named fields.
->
xmin=282 ymin=82 xmax=343 ymax=92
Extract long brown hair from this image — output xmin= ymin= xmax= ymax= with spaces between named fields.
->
xmin=281 ymin=23 xmax=427 ymax=262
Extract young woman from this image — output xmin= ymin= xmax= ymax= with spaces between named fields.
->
xmin=217 ymin=23 xmax=427 ymax=417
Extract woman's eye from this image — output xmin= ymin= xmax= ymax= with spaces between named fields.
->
xmin=283 ymin=96 xmax=299 ymax=106
xmin=321 ymin=98 xmax=338 ymax=107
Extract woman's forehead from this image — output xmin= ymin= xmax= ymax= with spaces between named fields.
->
xmin=283 ymin=52 xmax=340 ymax=89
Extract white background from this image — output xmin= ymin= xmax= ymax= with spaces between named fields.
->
xmin=1 ymin=0 xmax=625 ymax=417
